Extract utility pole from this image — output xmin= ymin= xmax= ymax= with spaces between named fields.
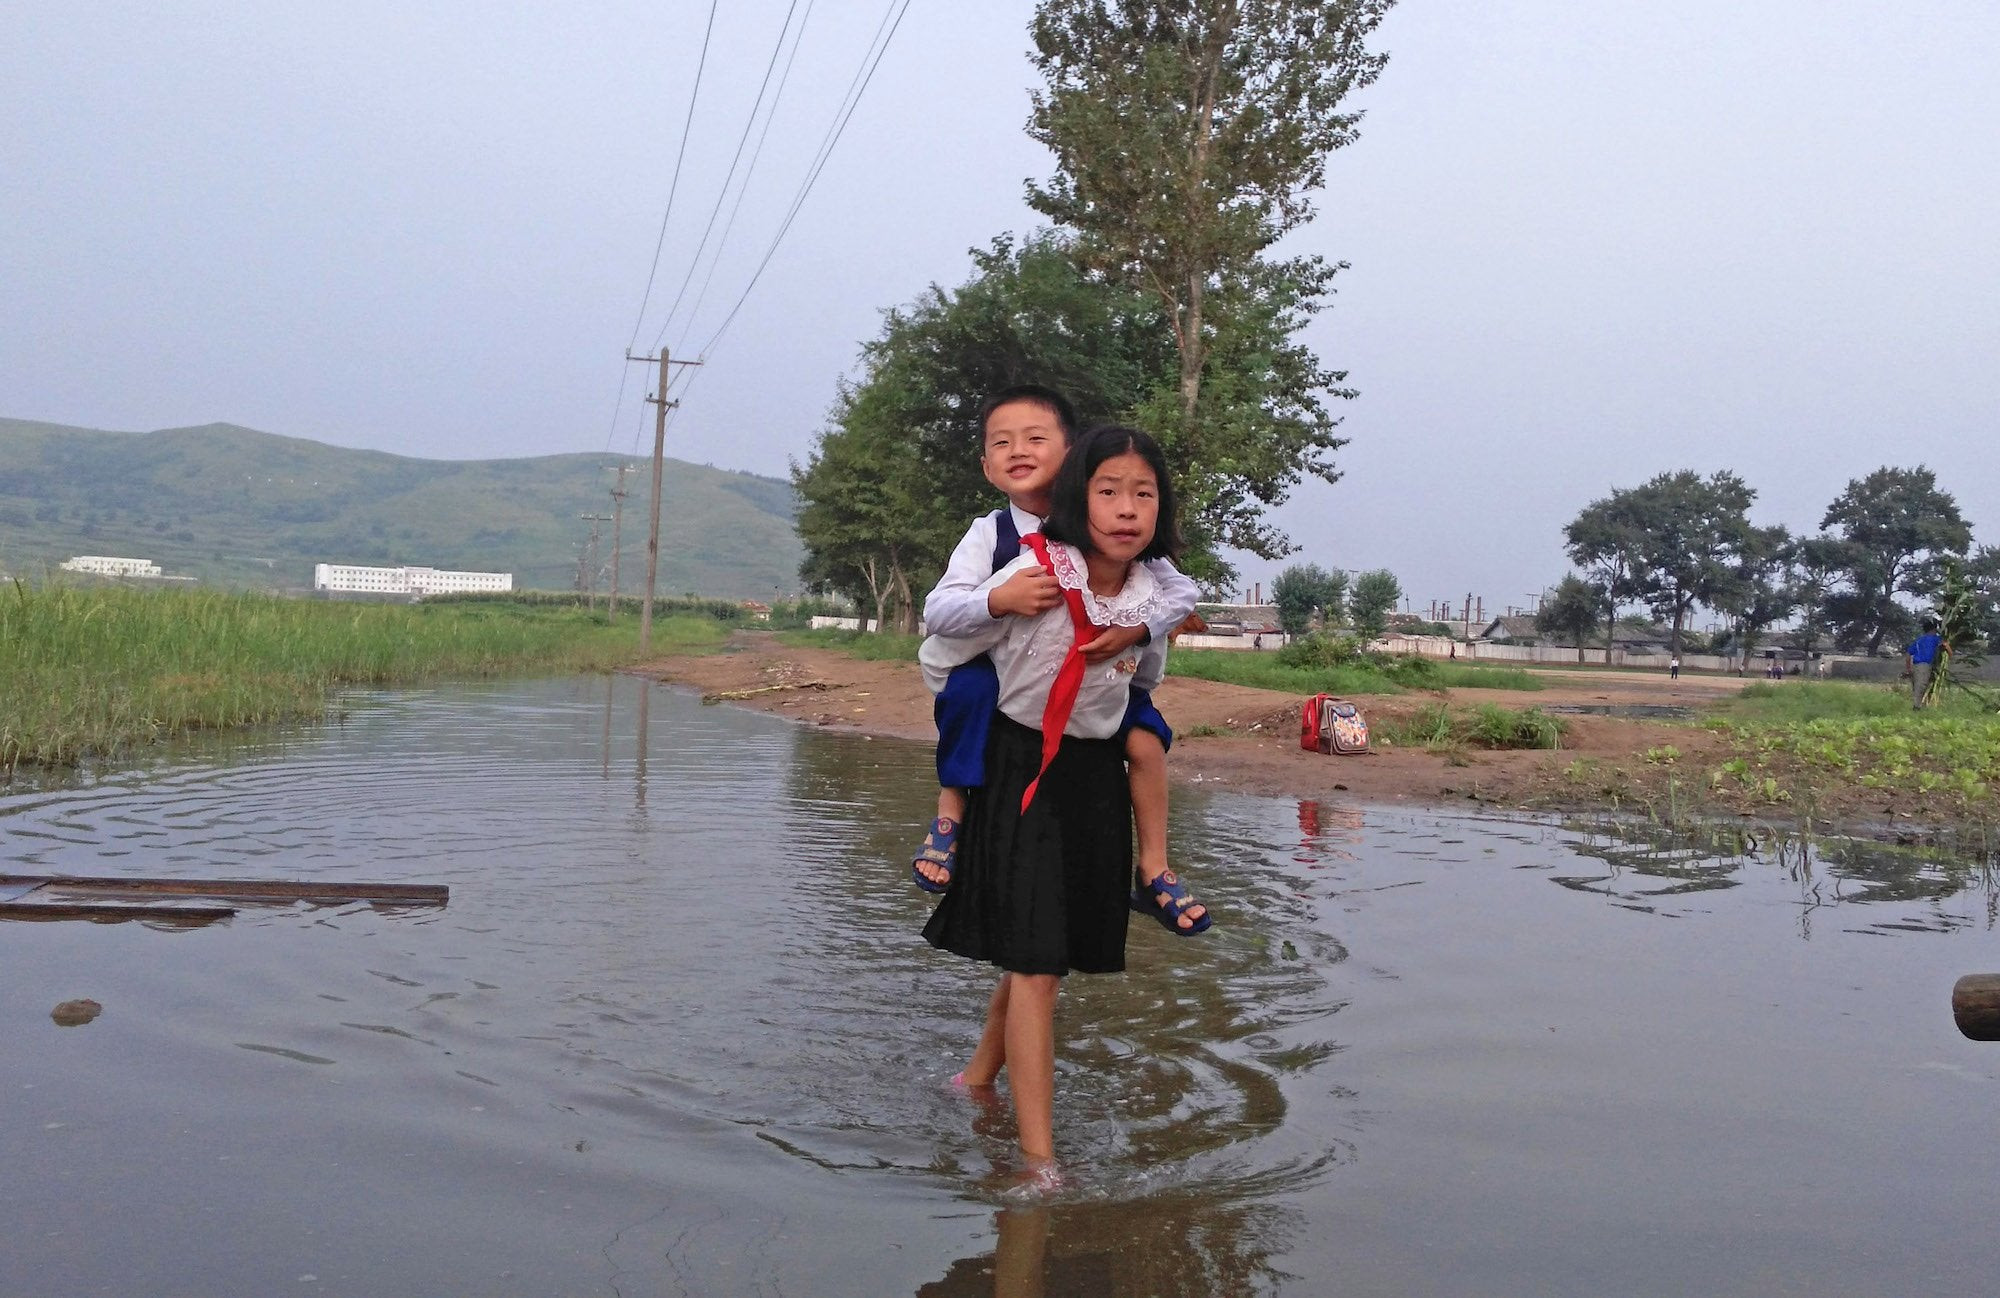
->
xmin=579 ymin=513 xmax=611 ymax=612
xmin=605 ymin=464 xmax=630 ymax=622
xmin=626 ymin=347 xmax=703 ymax=653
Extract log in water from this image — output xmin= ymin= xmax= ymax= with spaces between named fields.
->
xmin=1952 ymin=974 xmax=2000 ymax=1041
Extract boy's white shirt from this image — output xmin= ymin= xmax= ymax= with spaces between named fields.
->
xmin=920 ymin=544 xmax=1169 ymax=740
xmin=921 ymin=502 xmax=1200 ymax=645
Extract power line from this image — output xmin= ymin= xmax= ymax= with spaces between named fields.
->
xmin=602 ymin=0 xmax=721 ymax=451
xmin=673 ymin=0 xmax=817 ymax=355
xmin=690 ymin=0 xmax=913 ymax=362
xmin=650 ymin=0 xmax=806 ymax=353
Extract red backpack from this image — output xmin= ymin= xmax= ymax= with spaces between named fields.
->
xmin=1301 ymin=694 xmax=1369 ymax=755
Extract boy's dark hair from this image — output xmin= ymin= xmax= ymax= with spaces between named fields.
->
xmin=1922 ymin=617 xmax=1940 ymax=633
xmin=1041 ymin=424 xmax=1181 ymax=563
xmin=977 ymin=384 xmax=1078 ymax=443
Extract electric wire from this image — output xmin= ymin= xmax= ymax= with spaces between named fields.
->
xmin=602 ymin=0 xmax=720 ymax=451
xmin=672 ymin=0 xmax=817 ymax=355
xmin=688 ymin=0 xmax=913 ymax=365
xmin=648 ymin=0 xmax=805 ymax=353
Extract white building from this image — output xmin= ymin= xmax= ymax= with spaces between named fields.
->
xmin=61 ymin=555 xmax=162 ymax=578
xmin=313 ymin=563 xmax=513 ymax=598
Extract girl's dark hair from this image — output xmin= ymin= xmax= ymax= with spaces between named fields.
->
xmin=1041 ymin=424 xmax=1181 ymax=562
xmin=977 ymin=384 xmax=1078 ymax=442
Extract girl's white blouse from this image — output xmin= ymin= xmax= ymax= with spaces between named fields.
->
xmin=919 ymin=543 xmax=1171 ymax=740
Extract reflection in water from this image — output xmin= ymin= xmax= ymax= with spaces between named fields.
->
xmin=5 ymin=679 xmax=1999 ymax=1297
xmin=1557 ymin=815 xmax=1999 ymax=937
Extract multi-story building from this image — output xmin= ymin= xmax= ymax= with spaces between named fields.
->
xmin=312 ymin=563 xmax=512 ymax=598
xmin=60 ymin=555 xmax=163 ymax=578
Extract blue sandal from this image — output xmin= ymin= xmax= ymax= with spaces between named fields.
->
xmin=1130 ymin=869 xmax=1212 ymax=935
xmin=911 ymin=816 xmax=959 ymax=894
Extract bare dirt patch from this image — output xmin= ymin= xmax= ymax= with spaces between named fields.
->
xmin=635 ymin=633 xmax=1989 ymax=846
xmin=637 ymin=633 xmax=1744 ymax=814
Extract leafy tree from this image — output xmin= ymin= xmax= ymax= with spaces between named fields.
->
xmin=1026 ymin=0 xmax=1393 ymax=579
xmin=1789 ymin=533 xmax=1847 ymax=655
xmin=1969 ymin=546 xmax=2000 ymax=654
xmin=1567 ymin=471 xmax=1757 ymax=657
xmin=1028 ymin=0 xmax=1392 ymax=426
xmin=1270 ymin=561 xmax=1347 ymax=636
xmin=1818 ymin=466 xmax=1973 ymax=655
xmin=1535 ymin=574 xmax=1600 ymax=663
xmin=1562 ymin=492 xmax=1648 ymax=653
xmin=791 ymin=386 xmax=946 ymax=634
xmin=856 ymin=232 xmax=1173 ymax=533
xmin=1708 ymin=524 xmax=1799 ymax=673
xmin=1349 ymin=568 xmax=1401 ymax=641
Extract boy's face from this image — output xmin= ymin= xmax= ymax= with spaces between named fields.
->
xmin=980 ymin=399 xmax=1068 ymax=509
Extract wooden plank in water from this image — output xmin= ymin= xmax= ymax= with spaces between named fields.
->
xmin=0 ymin=900 xmax=235 ymax=924
xmin=0 ymin=874 xmax=448 ymax=906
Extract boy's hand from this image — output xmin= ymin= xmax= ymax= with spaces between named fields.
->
xmin=988 ymin=569 xmax=1062 ymax=618
xmin=1079 ymin=623 xmax=1147 ymax=662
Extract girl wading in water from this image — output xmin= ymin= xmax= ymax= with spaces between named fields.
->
xmin=916 ymin=424 xmax=1184 ymax=1186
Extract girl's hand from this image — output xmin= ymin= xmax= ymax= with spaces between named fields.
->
xmin=1079 ymin=623 xmax=1146 ymax=662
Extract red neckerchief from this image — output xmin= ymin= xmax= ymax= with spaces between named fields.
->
xmin=1018 ymin=534 xmax=1103 ymax=812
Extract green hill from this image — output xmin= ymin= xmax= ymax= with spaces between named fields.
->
xmin=0 ymin=417 xmax=803 ymax=599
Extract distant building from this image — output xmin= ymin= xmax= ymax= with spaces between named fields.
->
xmin=1477 ymin=615 xmax=1544 ymax=644
xmin=61 ymin=555 xmax=162 ymax=578
xmin=312 ymin=563 xmax=512 ymax=598
xmin=1193 ymin=603 xmax=1281 ymax=635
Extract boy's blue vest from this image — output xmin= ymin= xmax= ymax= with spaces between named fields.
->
xmin=991 ymin=509 xmax=1022 ymax=571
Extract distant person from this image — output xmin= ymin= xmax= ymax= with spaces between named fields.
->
xmin=1906 ymin=618 xmax=1946 ymax=708
xmin=911 ymin=386 xmax=1205 ymax=936
xmin=1815 ymin=655 xmax=1829 ymax=680
xmin=917 ymin=425 xmax=1200 ymax=1188
xmin=1669 ymin=654 xmax=1680 ymax=680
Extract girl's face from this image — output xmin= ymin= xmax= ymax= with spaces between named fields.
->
xmin=1086 ymin=450 xmax=1159 ymax=564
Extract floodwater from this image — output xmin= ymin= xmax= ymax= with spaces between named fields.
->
xmin=3 ymin=677 xmax=1996 ymax=1298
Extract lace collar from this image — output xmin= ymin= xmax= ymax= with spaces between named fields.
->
xmin=1045 ymin=542 xmax=1162 ymax=627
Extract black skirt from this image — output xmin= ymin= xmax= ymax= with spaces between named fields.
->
xmin=922 ymin=713 xmax=1131 ymax=976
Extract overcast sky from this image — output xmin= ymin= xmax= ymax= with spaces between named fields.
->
xmin=6 ymin=1 xmax=1995 ymax=616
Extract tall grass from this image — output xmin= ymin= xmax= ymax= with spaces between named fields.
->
xmin=0 ymin=585 xmax=721 ymax=774
xmin=1374 ymin=702 xmax=1568 ymax=751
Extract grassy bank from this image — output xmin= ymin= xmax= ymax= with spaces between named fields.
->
xmin=1703 ymin=682 xmax=2000 ymax=808
xmin=1 ymin=585 xmax=726 ymax=774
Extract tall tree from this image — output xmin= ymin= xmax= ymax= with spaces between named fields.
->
xmin=1270 ymin=561 xmax=1347 ymax=635
xmin=1818 ymin=466 xmax=1973 ymax=655
xmin=1573 ymin=471 xmax=1757 ymax=658
xmin=1349 ymin=568 xmax=1401 ymax=640
xmin=1709 ymin=524 xmax=1799 ymax=673
xmin=1026 ymin=0 xmax=1392 ymax=577
xmin=1789 ymin=533 xmax=1847 ymax=655
xmin=1536 ymin=574 xmax=1600 ymax=663
xmin=1563 ymin=491 xmax=1648 ymax=653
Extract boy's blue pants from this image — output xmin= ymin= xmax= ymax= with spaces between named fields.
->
xmin=934 ymin=656 xmax=1172 ymax=789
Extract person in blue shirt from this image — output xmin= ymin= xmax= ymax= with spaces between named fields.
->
xmin=1905 ymin=618 xmax=1946 ymax=709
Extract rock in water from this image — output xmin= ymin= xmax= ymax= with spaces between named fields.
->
xmin=51 ymin=998 xmax=102 ymax=1027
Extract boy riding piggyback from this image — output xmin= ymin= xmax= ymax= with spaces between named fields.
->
xmin=910 ymin=385 xmax=1211 ymax=935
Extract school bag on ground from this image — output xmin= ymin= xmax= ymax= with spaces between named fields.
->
xmin=1300 ymin=693 xmax=1369 ymax=755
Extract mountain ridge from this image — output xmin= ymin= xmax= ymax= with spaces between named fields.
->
xmin=0 ymin=416 xmax=804 ymax=598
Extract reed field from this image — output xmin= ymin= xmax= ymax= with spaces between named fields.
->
xmin=0 ymin=584 xmax=725 ymax=775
